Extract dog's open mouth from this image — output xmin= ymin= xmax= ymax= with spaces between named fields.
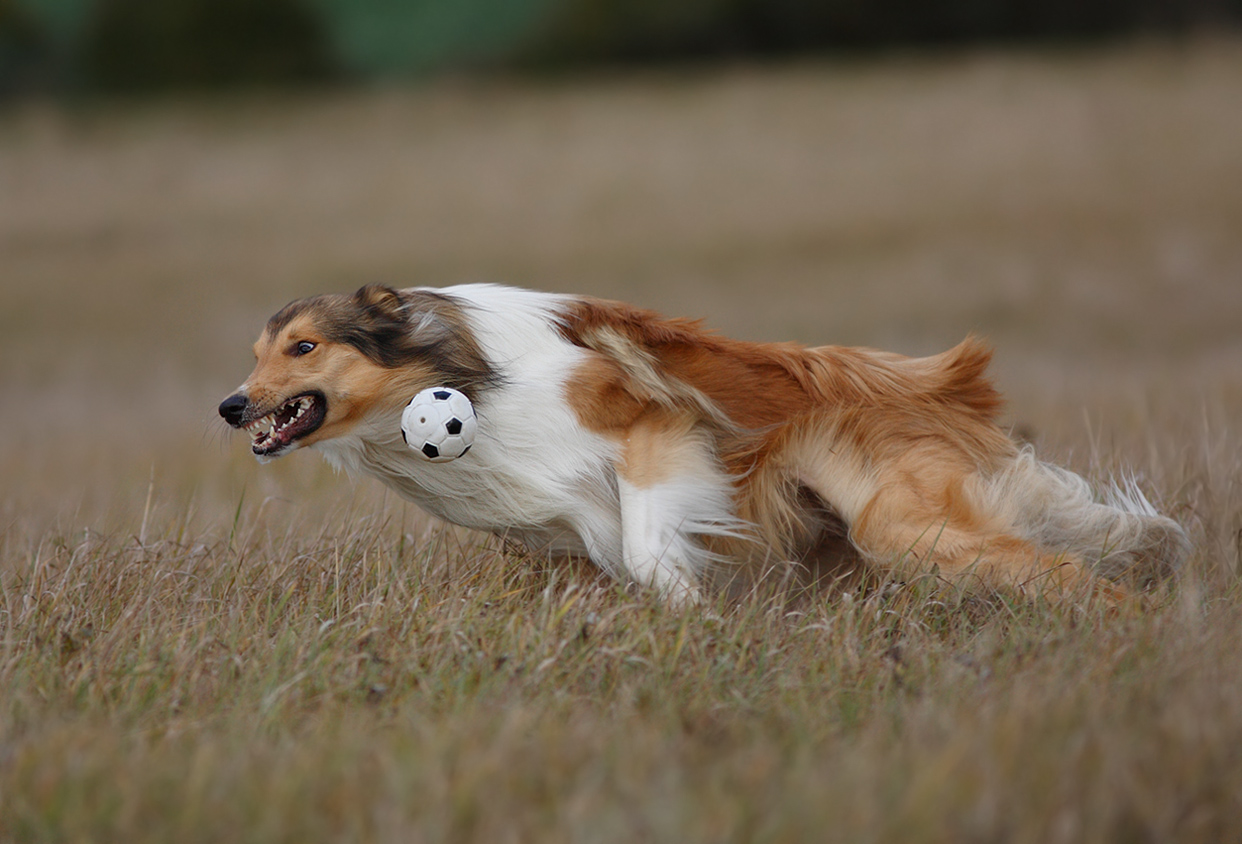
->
xmin=244 ymin=392 xmax=326 ymax=457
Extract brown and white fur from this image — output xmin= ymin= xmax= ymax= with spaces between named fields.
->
xmin=220 ymin=284 xmax=1189 ymax=604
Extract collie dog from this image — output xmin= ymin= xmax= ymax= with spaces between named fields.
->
xmin=220 ymin=284 xmax=1188 ymax=603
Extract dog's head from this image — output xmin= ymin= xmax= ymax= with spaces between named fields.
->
xmin=219 ymin=285 xmax=495 ymax=460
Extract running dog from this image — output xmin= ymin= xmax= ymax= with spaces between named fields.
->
xmin=219 ymin=284 xmax=1189 ymax=603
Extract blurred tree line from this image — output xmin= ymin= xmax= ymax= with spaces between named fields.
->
xmin=2 ymin=0 xmax=1240 ymax=96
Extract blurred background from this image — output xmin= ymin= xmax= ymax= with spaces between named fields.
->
xmin=2 ymin=0 xmax=1241 ymax=94
xmin=2 ymin=0 xmax=1241 ymax=545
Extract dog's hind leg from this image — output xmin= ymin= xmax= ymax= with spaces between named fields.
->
xmin=850 ymin=484 xmax=1128 ymax=603
xmin=613 ymin=413 xmax=744 ymax=604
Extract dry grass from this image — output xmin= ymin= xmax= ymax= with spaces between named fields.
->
xmin=2 ymin=38 xmax=1242 ymax=842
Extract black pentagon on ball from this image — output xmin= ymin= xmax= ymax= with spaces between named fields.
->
xmin=433 ymin=390 xmax=451 ymax=400
xmin=421 ymin=443 xmax=440 ymax=459
xmin=445 ymin=418 xmax=462 ymax=435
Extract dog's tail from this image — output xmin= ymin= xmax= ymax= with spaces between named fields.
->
xmin=980 ymin=447 xmax=1190 ymax=585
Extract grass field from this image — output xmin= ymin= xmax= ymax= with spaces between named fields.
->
xmin=3 ymin=39 xmax=1242 ymax=842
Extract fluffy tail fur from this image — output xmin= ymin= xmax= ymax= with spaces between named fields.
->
xmin=980 ymin=447 xmax=1190 ymax=586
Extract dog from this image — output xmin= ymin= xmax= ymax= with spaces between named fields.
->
xmin=219 ymin=283 xmax=1189 ymax=604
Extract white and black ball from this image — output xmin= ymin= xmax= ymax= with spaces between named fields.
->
xmin=401 ymin=387 xmax=477 ymax=463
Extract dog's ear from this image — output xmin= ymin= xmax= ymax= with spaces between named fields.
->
xmin=353 ymin=284 xmax=405 ymax=322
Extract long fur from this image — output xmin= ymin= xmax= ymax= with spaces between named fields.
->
xmin=221 ymin=283 xmax=1190 ymax=603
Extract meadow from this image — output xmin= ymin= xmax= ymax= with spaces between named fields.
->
xmin=2 ymin=39 xmax=1242 ymax=842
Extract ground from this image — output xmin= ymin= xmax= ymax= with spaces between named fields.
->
xmin=1 ymin=38 xmax=1241 ymax=842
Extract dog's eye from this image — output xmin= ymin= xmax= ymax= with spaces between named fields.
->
xmin=294 ymin=341 xmax=316 ymax=356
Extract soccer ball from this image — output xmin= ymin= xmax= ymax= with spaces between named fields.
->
xmin=401 ymin=387 xmax=477 ymax=463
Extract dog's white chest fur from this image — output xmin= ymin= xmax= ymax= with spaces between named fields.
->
xmin=315 ymin=285 xmax=627 ymax=570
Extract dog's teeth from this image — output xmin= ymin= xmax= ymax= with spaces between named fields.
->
xmin=238 ymin=399 xmax=315 ymax=448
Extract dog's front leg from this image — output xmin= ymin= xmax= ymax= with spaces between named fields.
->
xmin=613 ymin=414 xmax=739 ymax=605
xmin=616 ymin=476 xmax=706 ymax=604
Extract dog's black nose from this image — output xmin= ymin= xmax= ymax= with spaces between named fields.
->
xmin=218 ymin=393 xmax=249 ymax=427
